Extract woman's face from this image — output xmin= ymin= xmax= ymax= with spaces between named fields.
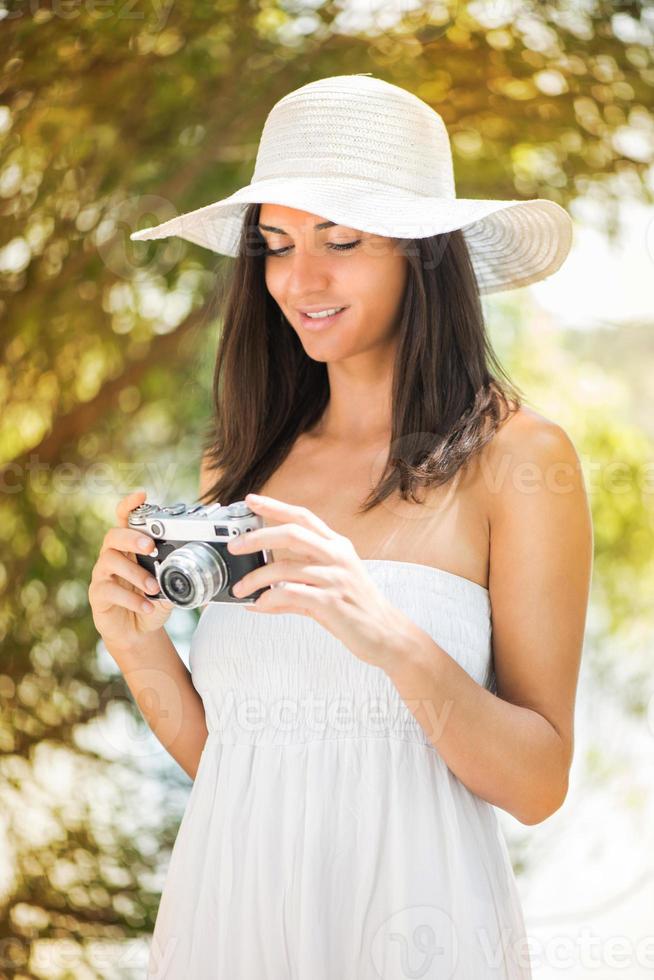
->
xmin=258 ymin=204 xmax=408 ymax=361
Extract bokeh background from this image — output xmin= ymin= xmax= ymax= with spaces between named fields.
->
xmin=1 ymin=0 xmax=654 ymax=976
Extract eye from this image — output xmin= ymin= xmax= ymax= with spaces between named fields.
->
xmin=264 ymin=240 xmax=362 ymax=257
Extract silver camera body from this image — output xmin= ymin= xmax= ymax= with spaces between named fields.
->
xmin=127 ymin=499 xmax=270 ymax=609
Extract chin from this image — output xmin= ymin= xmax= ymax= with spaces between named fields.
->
xmin=302 ymin=343 xmax=365 ymax=365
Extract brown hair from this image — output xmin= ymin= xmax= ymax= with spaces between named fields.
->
xmin=198 ymin=201 xmax=523 ymax=513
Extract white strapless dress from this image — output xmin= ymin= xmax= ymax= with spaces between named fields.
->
xmin=146 ymin=559 xmax=532 ymax=979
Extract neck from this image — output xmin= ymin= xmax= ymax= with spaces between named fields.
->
xmin=314 ymin=357 xmax=394 ymax=446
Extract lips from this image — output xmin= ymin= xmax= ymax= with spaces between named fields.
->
xmin=299 ymin=307 xmax=348 ymax=330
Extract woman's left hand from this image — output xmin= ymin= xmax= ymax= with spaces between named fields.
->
xmin=227 ymin=493 xmax=417 ymax=673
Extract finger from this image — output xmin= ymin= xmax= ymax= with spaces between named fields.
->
xmin=91 ymin=579 xmax=157 ymax=616
xmin=93 ymin=550 xmax=161 ymax=595
xmin=246 ymin=494 xmax=339 ymax=540
xmin=228 ymin=522 xmax=335 ymax=565
xmin=116 ymin=488 xmax=148 ymax=528
xmin=233 ymin=558 xmax=339 ymax=597
xmin=248 ymin=580 xmax=327 ymax=618
xmin=101 ymin=526 xmax=158 ymax=558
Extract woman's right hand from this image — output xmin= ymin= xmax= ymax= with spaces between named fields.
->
xmin=88 ymin=489 xmax=175 ymax=655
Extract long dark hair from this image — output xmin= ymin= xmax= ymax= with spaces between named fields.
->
xmin=199 ymin=201 xmax=524 ymax=513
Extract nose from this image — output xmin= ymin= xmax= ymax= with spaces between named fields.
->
xmin=284 ymin=248 xmax=333 ymax=297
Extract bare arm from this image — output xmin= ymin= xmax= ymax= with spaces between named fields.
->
xmin=109 ymin=629 xmax=209 ymax=781
xmin=107 ymin=453 xmax=222 ymax=779
xmin=383 ymin=416 xmax=594 ymax=825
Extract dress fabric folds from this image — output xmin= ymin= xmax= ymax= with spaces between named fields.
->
xmin=147 ymin=558 xmax=532 ymax=979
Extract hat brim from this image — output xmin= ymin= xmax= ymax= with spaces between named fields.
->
xmin=129 ymin=176 xmax=572 ymax=294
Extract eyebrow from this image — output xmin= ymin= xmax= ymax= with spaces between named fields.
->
xmin=257 ymin=220 xmax=338 ymax=234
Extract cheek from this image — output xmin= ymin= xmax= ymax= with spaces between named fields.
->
xmin=356 ymin=256 xmax=407 ymax=316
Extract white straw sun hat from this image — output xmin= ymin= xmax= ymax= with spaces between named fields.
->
xmin=130 ymin=73 xmax=572 ymax=294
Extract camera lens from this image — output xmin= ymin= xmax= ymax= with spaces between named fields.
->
xmin=158 ymin=542 xmax=227 ymax=608
xmin=166 ymin=570 xmax=193 ymax=600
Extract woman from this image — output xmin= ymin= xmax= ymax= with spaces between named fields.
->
xmin=118 ymin=75 xmax=593 ymax=977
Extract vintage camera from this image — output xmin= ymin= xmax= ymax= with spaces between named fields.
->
xmin=127 ymin=499 xmax=271 ymax=609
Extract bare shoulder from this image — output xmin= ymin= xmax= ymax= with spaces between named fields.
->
xmin=481 ymin=403 xmax=592 ymax=561
xmin=488 ymin=402 xmax=576 ymax=455
xmin=480 ymin=404 xmax=584 ymax=515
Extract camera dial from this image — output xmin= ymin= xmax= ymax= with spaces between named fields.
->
xmin=225 ymin=501 xmax=253 ymax=517
xmin=129 ymin=502 xmax=158 ymax=525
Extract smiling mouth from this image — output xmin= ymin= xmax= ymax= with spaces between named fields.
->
xmin=299 ymin=307 xmax=348 ymax=328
